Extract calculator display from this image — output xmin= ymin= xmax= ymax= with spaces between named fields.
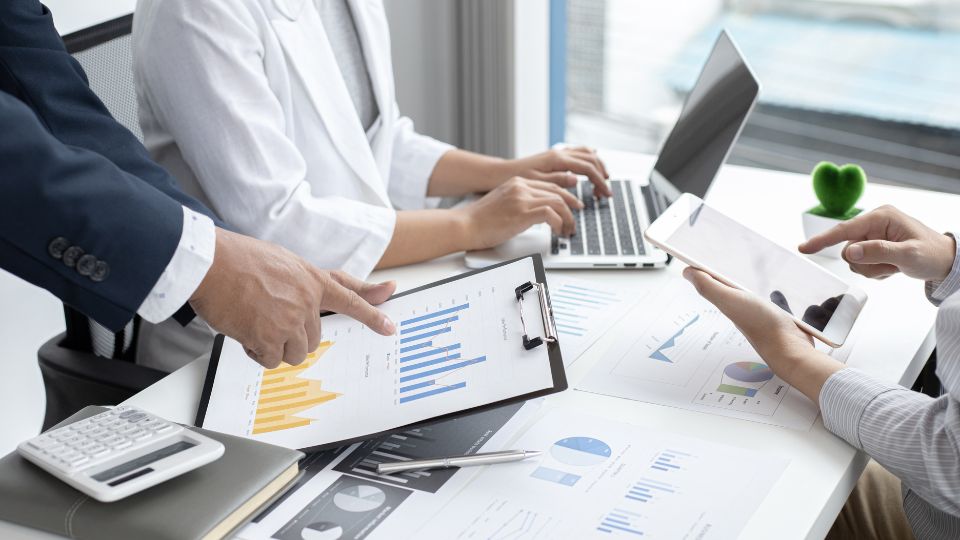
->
xmin=91 ymin=441 xmax=196 ymax=483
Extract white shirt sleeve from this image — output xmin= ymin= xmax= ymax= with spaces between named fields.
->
xmin=137 ymin=206 xmax=216 ymax=323
xmin=388 ymin=109 xmax=455 ymax=210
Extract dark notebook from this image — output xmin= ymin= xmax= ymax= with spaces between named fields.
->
xmin=0 ymin=406 xmax=303 ymax=540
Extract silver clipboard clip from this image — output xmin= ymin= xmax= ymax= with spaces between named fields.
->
xmin=515 ymin=281 xmax=558 ymax=350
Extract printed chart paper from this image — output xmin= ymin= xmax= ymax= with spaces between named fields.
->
xmin=578 ymin=277 xmax=853 ymax=430
xmin=545 ymin=274 xmax=650 ymax=366
xmin=235 ymin=402 xmax=541 ymax=540
xmin=201 ymin=259 xmax=556 ymax=448
xmin=417 ymin=408 xmax=787 ymax=539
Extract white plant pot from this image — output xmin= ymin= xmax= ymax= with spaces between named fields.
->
xmin=802 ymin=211 xmax=846 ymax=259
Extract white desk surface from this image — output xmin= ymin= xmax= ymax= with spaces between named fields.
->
xmin=4 ymin=150 xmax=956 ymax=540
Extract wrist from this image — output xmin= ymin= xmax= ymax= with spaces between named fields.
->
xmin=785 ymin=349 xmax=844 ymax=403
xmin=190 ymin=228 xmax=226 ymax=304
xmin=933 ymin=233 xmax=957 ymax=283
xmin=486 ymin=158 xmax=521 ymax=188
xmin=448 ymin=208 xmax=479 ymax=251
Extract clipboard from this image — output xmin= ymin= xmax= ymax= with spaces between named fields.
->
xmin=195 ymin=254 xmax=566 ymax=452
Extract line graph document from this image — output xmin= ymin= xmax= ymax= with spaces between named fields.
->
xmin=416 ymin=408 xmax=787 ymax=539
xmin=200 ymin=259 xmax=560 ymax=449
xmin=578 ymin=277 xmax=854 ymax=430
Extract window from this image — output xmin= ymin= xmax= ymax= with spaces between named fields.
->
xmin=557 ymin=0 xmax=960 ymax=193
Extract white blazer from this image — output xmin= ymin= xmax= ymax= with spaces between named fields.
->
xmin=132 ymin=0 xmax=453 ymax=278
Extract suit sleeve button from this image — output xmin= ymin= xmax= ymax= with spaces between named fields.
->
xmin=76 ymin=254 xmax=97 ymax=276
xmin=91 ymin=261 xmax=110 ymax=282
xmin=48 ymin=237 xmax=70 ymax=259
xmin=62 ymin=246 xmax=84 ymax=268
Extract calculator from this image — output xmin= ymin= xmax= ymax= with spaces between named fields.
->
xmin=18 ymin=406 xmax=224 ymax=502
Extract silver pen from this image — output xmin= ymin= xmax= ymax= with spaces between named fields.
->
xmin=376 ymin=449 xmax=542 ymax=475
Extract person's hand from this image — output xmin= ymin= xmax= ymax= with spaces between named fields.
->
xmin=800 ymin=205 xmax=956 ymax=282
xmin=506 ymin=146 xmax=612 ymax=197
xmin=458 ymin=177 xmax=584 ymax=250
xmin=682 ymin=267 xmax=843 ymax=402
xmin=189 ymin=228 xmax=397 ymax=368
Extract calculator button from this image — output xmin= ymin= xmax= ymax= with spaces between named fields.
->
xmin=129 ymin=430 xmax=151 ymax=441
xmin=118 ymin=409 xmax=136 ymax=419
xmin=153 ymin=424 xmax=175 ymax=434
xmin=64 ymin=454 xmax=88 ymax=466
xmin=88 ymin=446 xmax=109 ymax=458
xmin=126 ymin=413 xmax=147 ymax=422
xmin=112 ymin=439 xmax=133 ymax=450
xmin=27 ymin=437 xmax=58 ymax=450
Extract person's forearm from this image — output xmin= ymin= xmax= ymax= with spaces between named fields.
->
xmin=376 ymin=209 xmax=472 ymax=269
xmin=778 ymin=349 xmax=845 ymax=404
xmin=427 ymin=150 xmax=517 ymax=197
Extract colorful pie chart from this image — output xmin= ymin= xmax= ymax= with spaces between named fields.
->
xmin=722 ymin=361 xmax=774 ymax=383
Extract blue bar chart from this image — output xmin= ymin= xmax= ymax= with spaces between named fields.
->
xmin=396 ymin=303 xmax=486 ymax=404
xmin=546 ymin=277 xmax=647 ymax=366
xmin=626 ymin=478 xmax=676 ymax=504
xmin=551 ymin=283 xmax=620 ymax=337
xmin=650 ymin=449 xmax=693 ymax=473
xmin=596 ymin=508 xmax=645 ymax=536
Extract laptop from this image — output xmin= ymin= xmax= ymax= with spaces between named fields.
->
xmin=465 ymin=30 xmax=760 ymax=270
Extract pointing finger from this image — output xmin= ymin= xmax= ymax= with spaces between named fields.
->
xmin=317 ymin=273 xmax=396 ymax=335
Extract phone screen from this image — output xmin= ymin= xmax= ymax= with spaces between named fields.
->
xmin=664 ymin=200 xmax=858 ymax=332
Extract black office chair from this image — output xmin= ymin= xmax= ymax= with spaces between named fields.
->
xmin=37 ymin=14 xmax=166 ymax=431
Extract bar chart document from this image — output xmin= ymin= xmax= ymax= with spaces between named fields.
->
xmin=199 ymin=257 xmax=563 ymax=449
xmin=578 ymin=277 xmax=853 ymax=430
xmin=544 ymin=275 xmax=650 ymax=366
xmin=235 ymin=402 xmax=542 ymax=540
xmin=416 ymin=409 xmax=787 ymax=539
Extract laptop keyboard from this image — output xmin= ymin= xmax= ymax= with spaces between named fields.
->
xmin=553 ymin=179 xmax=646 ymax=257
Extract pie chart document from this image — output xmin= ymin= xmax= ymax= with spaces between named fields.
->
xmin=417 ymin=408 xmax=788 ymax=539
xmin=578 ymin=277 xmax=855 ymax=430
xmin=198 ymin=257 xmax=566 ymax=449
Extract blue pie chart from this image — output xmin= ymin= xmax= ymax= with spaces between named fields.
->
xmin=550 ymin=437 xmax=612 ymax=466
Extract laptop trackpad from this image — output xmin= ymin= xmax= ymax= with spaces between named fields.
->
xmin=463 ymin=224 xmax=551 ymax=268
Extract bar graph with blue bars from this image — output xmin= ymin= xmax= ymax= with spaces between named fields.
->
xmin=596 ymin=508 xmax=645 ymax=536
xmin=550 ymin=282 xmax=621 ymax=339
xmin=626 ymin=478 xmax=676 ymax=504
xmin=396 ymin=302 xmax=486 ymax=404
xmin=650 ymin=449 xmax=693 ymax=473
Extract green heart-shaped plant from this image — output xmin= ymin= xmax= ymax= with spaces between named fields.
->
xmin=808 ymin=161 xmax=866 ymax=220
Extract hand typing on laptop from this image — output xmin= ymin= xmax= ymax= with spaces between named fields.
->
xmin=458 ymin=177 xmax=586 ymax=250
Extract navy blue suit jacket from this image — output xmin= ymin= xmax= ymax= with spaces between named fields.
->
xmin=0 ymin=1 xmax=221 ymax=331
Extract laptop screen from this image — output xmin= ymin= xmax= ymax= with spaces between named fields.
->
xmin=650 ymin=31 xmax=759 ymax=208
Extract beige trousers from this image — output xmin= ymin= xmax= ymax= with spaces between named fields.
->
xmin=827 ymin=461 xmax=915 ymax=540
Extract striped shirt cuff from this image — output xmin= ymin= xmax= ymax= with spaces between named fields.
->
xmin=820 ymin=368 xmax=902 ymax=449
xmin=926 ymin=233 xmax=960 ymax=305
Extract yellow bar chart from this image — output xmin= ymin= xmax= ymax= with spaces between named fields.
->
xmin=253 ymin=341 xmax=341 ymax=435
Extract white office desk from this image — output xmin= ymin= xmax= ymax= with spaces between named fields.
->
xmin=4 ymin=151 xmax=956 ymax=539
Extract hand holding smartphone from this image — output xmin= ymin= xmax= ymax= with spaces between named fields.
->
xmin=644 ymin=193 xmax=866 ymax=347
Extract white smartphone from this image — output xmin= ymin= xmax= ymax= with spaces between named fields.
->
xmin=644 ymin=193 xmax=866 ymax=347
